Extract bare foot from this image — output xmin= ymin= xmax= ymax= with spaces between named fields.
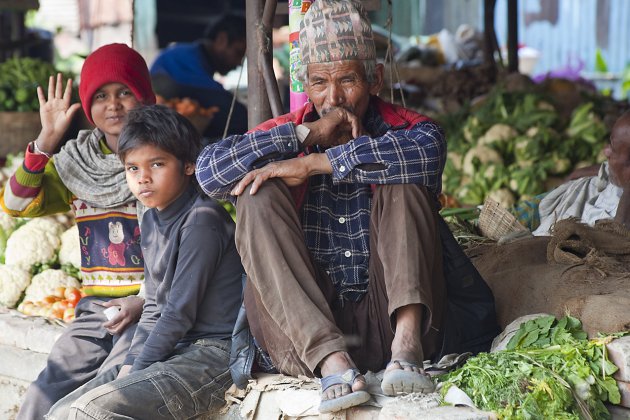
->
xmin=319 ymin=351 xmax=367 ymax=401
xmin=381 ymin=305 xmax=435 ymax=396
xmin=388 ymin=304 xmax=424 ymax=374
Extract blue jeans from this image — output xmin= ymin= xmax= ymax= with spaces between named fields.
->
xmin=47 ymin=338 xmax=232 ymax=420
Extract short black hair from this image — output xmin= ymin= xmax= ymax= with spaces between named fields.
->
xmin=118 ymin=104 xmax=201 ymax=165
xmin=203 ymin=13 xmax=246 ymax=43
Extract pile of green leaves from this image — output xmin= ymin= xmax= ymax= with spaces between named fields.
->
xmin=0 ymin=57 xmax=74 ymax=112
xmin=439 ymin=315 xmax=623 ymax=419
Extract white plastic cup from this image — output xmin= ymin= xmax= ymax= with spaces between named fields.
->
xmin=103 ymin=306 xmax=121 ymax=321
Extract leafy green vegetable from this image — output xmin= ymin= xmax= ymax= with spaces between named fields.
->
xmin=0 ymin=57 xmax=75 ymax=112
xmin=219 ymin=200 xmax=236 ymax=221
xmin=595 ymin=48 xmax=609 ymax=73
xmin=61 ymin=263 xmax=81 ymax=280
xmin=440 ymin=315 xmax=625 ymax=419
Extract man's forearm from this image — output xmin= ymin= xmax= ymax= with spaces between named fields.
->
xmin=306 ymin=152 xmax=333 ymax=176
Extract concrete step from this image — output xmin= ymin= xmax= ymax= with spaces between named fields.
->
xmin=0 ymin=311 xmax=64 ymax=420
xmin=1 ymin=309 xmax=630 ymax=419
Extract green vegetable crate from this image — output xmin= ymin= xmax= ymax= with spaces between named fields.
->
xmin=0 ymin=111 xmax=41 ymax=158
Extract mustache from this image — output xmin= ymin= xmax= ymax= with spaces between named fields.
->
xmin=320 ymin=105 xmax=355 ymax=117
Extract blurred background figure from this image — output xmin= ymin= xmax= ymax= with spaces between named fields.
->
xmin=150 ymin=13 xmax=248 ymax=142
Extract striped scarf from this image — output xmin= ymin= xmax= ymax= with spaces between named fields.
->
xmin=55 ymin=128 xmax=135 ymax=209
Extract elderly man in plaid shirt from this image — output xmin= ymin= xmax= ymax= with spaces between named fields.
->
xmin=196 ymin=0 xmax=447 ymax=413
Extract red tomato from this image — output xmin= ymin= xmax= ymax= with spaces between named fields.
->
xmin=64 ymin=289 xmax=82 ymax=306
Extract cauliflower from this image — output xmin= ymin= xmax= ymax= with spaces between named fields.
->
xmin=59 ymin=225 xmax=81 ymax=269
xmin=0 ymin=265 xmax=32 ymax=307
xmin=447 ymin=151 xmax=463 ymax=171
xmin=462 ymin=145 xmax=503 ymax=177
xmin=478 ymin=123 xmax=518 ymax=147
xmin=0 ymin=212 xmax=17 ymax=234
xmin=23 ymin=269 xmax=81 ymax=303
xmin=0 ymin=212 xmax=19 ymax=264
xmin=488 ymin=188 xmax=516 ymax=209
xmin=5 ymin=217 xmax=64 ymax=272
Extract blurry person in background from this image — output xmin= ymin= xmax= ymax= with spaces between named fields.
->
xmin=150 ymin=13 xmax=248 ymax=142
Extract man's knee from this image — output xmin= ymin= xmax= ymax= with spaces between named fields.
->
xmin=236 ymin=179 xmax=291 ymax=217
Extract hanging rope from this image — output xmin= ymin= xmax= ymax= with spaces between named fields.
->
xmin=384 ymin=0 xmax=406 ymax=108
xmin=222 ymin=53 xmax=246 ymax=139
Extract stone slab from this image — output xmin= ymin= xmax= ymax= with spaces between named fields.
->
xmin=380 ymin=405 xmax=497 ymax=420
xmin=0 ymin=376 xmax=29 ymax=420
xmin=0 ymin=311 xmax=63 ymax=353
xmin=608 ymin=337 xmax=630 ymax=383
xmin=0 ymin=344 xmax=48 ymax=383
xmin=617 ymin=380 xmax=630 ymax=409
xmin=609 ymin=404 xmax=630 ymax=419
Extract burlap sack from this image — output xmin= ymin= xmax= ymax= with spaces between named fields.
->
xmin=469 ymin=219 xmax=630 ymax=336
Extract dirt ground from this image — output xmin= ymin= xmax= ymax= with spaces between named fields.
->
xmin=468 ymin=229 xmax=630 ymax=337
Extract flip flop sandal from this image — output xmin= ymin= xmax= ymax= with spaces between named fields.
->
xmin=381 ymin=360 xmax=435 ymax=396
xmin=318 ymin=368 xmax=371 ymax=413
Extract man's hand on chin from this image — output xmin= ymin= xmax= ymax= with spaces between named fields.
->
xmin=230 ymin=154 xmax=333 ymax=196
xmin=302 ymin=107 xmax=366 ymax=147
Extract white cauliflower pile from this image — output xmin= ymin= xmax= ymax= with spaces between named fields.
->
xmin=0 ymin=212 xmax=17 ymax=234
xmin=5 ymin=217 xmax=64 ymax=272
xmin=0 ymin=265 xmax=32 ymax=307
xmin=23 ymin=269 xmax=81 ymax=303
xmin=58 ymin=225 xmax=81 ymax=269
xmin=0 ymin=212 xmax=18 ymax=264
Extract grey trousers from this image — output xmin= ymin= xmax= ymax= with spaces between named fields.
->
xmin=17 ymin=297 xmax=136 ymax=420
xmin=236 ymin=180 xmax=446 ymax=376
xmin=47 ymin=338 xmax=232 ymax=420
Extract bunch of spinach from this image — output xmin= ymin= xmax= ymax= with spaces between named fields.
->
xmin=440 ymin=315 xmax=623 ymax=419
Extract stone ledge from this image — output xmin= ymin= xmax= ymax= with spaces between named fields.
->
xmin=0 ymin=310 xmax=64 ymax=354
xmin=0 ymin=344 xmax=48 ymax=383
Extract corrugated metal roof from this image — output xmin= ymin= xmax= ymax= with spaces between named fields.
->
xmin=494 ymin=0 xmax=630 ymax=76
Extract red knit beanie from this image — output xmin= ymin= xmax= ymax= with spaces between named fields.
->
xmin=79 ymin=43 xmax=156 ymax=124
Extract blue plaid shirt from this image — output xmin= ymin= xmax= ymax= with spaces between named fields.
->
xmin=196 ymin=99 xmax=446 ymax=302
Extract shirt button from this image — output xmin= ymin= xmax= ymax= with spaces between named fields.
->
xmin=339 ymin=165 xmax=346 ymax=172
xmin=344 ymin=251 xmax=352 ymax=258
xmin=338 ymin=217 xmax=346 ymax=224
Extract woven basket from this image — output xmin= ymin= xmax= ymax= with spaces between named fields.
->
xmin=478 ymin=198 xmax=528 ymax=240
xmin=0 ymin=112 xmax=41 ymax=157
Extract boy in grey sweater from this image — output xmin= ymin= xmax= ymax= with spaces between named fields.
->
xmin=48 ymin=105 xmax=243 ymax=419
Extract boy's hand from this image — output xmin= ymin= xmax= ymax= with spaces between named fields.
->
xmin=102 ymin=295 xmax=144 ymax=335
xmin=35 ymin=73 xmax=82 ymax=155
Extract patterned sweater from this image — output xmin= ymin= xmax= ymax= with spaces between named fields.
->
xmin=1 ymin=130 xmax=144 ymax=297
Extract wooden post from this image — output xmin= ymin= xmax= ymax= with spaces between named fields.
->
xmin=246 ymin=0 xmax=272 ymax=129
xmin=482 ymin=0 xmax=499 ymax=79
xmin=507 ymin=0 xmax=519 ymax=73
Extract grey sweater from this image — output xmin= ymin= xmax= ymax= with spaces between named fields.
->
xmin=125 ymin=185 xmax=243 ymax=371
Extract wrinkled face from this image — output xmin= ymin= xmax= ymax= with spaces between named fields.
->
xmin=606 ymin=115 xmax=630 ymax=187
xmin=124 ymin=144 xmax=194 ymax=211
xmin=304 ymin=60 xmax=382 ymax=120
xmin=90 ymin=83 xmax=141 ymax=151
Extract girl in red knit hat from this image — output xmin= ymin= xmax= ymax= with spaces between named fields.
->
xmin=3 ymin=43 xmax=155 ymax=420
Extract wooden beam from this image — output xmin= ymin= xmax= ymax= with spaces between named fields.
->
xmin=0 ymin=0 xmax=38 ymax=11
xmin=246 ymin=0 xmax=272 ymax=129
xmin=507 ymin=0 xmax=519 ymax=73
